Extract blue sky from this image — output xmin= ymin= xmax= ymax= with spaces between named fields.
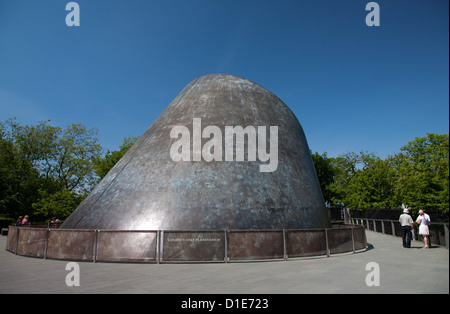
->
xmin=0 ymin=0 xmax=448 ymax=158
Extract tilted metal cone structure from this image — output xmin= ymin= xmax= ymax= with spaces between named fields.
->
xmin=61 ymin=74 xmax=330 ymax=230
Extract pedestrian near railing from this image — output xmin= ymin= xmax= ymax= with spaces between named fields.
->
xmin=350 ymin=218 xmax=449 ymax=249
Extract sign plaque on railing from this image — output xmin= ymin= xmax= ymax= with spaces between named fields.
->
xmin=163 ymin=231 xmax=226 ymax=262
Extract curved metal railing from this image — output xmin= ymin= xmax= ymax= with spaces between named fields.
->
xmin=5 ymin=224 xmax=367 ymax=263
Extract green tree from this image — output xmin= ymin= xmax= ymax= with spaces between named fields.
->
xmin=325 ymin=151 xmax=399 ymax=210
xmin=94 ymin=135 xmax=139 ymax=181
xmin=328 ymin=152 xmax=360 ymax=207
xmin=322 ymin=134 xmax=448 ymax=220
xmin=32 ymin=189 xmax=84 ymax=221
xmin=311 ymin=151 xmax=336 ymax=203
xmin=0 ymin=118 xmax=103 ymax=222
xmin=395 ymin=133 xmax=449 ymax=215
xmin=344 ymin=155 xmax=398 ymax=210
xmin=0 ymin=131 xmax=42 ymax=219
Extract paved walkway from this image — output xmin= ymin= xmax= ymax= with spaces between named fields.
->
xmin=0 ymin=231 xmax=448 ymax=294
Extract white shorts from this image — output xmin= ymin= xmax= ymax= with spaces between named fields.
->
xmin=419 ymin=224 xmax=429 ymax=235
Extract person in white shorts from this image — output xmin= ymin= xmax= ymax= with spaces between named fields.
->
xmin=416 ymin=210 xmax=431 ymax=249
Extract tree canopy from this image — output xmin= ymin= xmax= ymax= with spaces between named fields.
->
xmin=0 ymin=119 xmax=102 ymax=222
xmin=312 ymin=133 xmax=449 ymax=220
xmin=93 ymin=135 xmax=139 ymax=181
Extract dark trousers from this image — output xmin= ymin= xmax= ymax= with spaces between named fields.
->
xmin=401 ymin=226 xmax=412 ymax=248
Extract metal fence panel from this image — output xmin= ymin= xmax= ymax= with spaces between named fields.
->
xmin=228 ymin=230 xmax=284 ymax=261
xmin=46 ymin=229 xmax=96 ymax=261
xmin=375 ymin=220 xmax=383 ymax=233
xmin=327 ymin=228 xmax=353 ymax=254
xmin=96 ymin=230 xmax=158 ymax=263
xmin=429 ymin=224 xmax=445 ymax=246
xmin=352 ymin=226 xmax=367 ymax=251
xmin=393 ymin=221 xmax=402 ymax=237
xmin=4 ymin=224 xmax=376 ymax=263
xmin=6 ymin=226 xmax=18 ymax=253
xmin=162 ymin=231 xmax=225 ymax=262
xmin=16 ymin=228 xmax=47 ymax=258
xmin=286 ymin=229 xmax=327 ymax=258
xmin=383 ymin=221 xmax=393 ymax=235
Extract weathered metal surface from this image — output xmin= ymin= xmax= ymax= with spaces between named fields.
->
xmin=286 ymin=229 xmax=327 ymax=258
xmin=162 ymin=231 xmax=225 ymax=261
xmin=6 ymin=226 xmax=18 ymax=253
xmin=5 ymin=225 xmax=367 ymax=262
xmin=353 ymin=227 xmax=367 ymax=251
xmin=61 ymin=74 xmax=330 ymax=231
xmin=46 ymin=229 xmax=95 ymax=261
xmin=228 ymin=230 xmax=284 ymax=260
xmin=16 ymin=228 xmax=47 ymax=258
xmin=96 ymin=230 xmax=158 ymax=262
xmin=327 ymin=228 xmax=354 ymax=254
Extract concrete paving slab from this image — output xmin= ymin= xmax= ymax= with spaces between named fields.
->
xmin=0 ymin=231 xmax=448 ymax=294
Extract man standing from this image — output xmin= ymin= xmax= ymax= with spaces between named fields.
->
xmin=399 ymin=208 xmax=414 ymax=248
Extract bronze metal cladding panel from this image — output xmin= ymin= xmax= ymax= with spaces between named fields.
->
xmin=286 ymin=229 xmax=327 ymax=258
xmin=353 ymin=226 xmax=367 ymax=250
xmin=393 ymin=222 xmax=402 ymax=237
xmin=96 ymin=230 xmax=157 ymax=262
xmin=375 ymin=220 xmax=383 ymax=233
xmin=6 ymin=226 xmax=18 ymax=253
xmin=228 ymin=230 xmax=284 ymax=260
xmin=16 ymin=228 xmax=47 ymax=258
xmin=383 ymin=221 xmax=393 ymax=235
xmin=162 ymin=231 xmax=225 ymax=261
xmin=61 ymin=74 xmax=330 ymax=231
xmin=327 ymin=228 xmax=353 ymax=254
xmin=429 ymin=224 xmax=444 ymax=246
xmin=46 ymin=229 xmax=95 ymax=261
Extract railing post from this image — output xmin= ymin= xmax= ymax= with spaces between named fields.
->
xmin=325 ymin=228 xmax=330 ymax=257
xmin=44 ymin=228 xmax=50 ymax=260
xmin=364 ymin=227 xmax=368 ymax=248
xmin=155 ymin=230 xmax=159 ymax=264
xmin=159 ymin=230 xmax=164 ymax=264
xmin=93 ymin=229 xmax=98 ymax=263
xmin=224 ymin=229 xmax=228 ymax=263
xmin=283 ymin=229 xmax=287 ymax=261
xmin=351 ymin=227 xmax=355 ymax=254
xmin=444 ymin=224 xmax=449 ymax=249
xmin=15 ymin=227 xmax=20 ymax=255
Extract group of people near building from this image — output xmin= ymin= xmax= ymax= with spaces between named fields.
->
xmin=15 ymin=216 xmax=61 ymax=226
xmin=15 ymin=215 xmax=29 ymax=226
xmin=399 ymin=208 xmax=431 ymax=249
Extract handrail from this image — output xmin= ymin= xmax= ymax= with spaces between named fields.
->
xmin=350 ymin=218 xmax=449 ymax=249
xmin=5 ymin=224 xmax=367 ymax=263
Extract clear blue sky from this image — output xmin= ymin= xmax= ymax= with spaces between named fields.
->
xmin=0 ymin=0 xmax=448 ymax=158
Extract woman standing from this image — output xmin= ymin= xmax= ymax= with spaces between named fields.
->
xmin=416 ymin=210 xmax=431 ymax=249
